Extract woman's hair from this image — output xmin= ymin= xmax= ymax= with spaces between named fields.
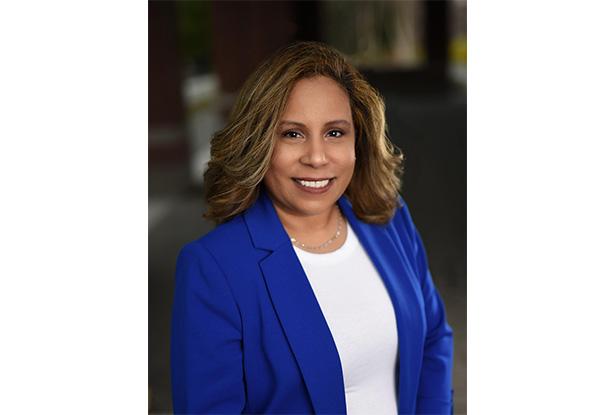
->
xmin=203 ymin=41 xmax=404 ymax=225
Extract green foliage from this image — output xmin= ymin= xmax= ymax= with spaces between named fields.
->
xmin=176 ymin=1 xmax=213 ymax=72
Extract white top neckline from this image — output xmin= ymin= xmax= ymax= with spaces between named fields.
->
xmin=292 ymin=220 xmax=359 ymax=266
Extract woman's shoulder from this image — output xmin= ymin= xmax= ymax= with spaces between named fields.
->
xmin=178 ymin=214 xmax=250 ymax=261
xmin=175 ymin=212 xmax=263 ymax=294
xmin=383 ymin=194 xmax=423 ymax=253
xmin=390 ymin=194 xmax=416 ymax=231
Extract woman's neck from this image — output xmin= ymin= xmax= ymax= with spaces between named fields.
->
xmin=272 ymin=203 xmax=340 ymax=238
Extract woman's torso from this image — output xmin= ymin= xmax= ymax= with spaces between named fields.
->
xmin=173 ymin=192 xmax=429 ymax=414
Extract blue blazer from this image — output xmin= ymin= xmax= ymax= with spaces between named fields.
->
xmin=171 ymin=189 xmax=454 ymax=414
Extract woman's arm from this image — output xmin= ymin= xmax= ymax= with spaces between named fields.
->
xmin=396 ymin=199 xmax=454 ymax=414
xmin=171 ymin=242 xmax=245 ymax=414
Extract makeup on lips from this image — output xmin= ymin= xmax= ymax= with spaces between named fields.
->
xmin=292 ymin=177 xmax=335 ymax=194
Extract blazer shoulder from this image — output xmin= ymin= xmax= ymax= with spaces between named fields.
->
xmin=388 ymin=194 xmax=423 ymax=256
xmin=184 ymin=214 xmax=247 ymax=250
xmin=391 ymin=194 xmax=414 ymax=231
xmin=177 ymin=214 xmax=253 ymax=268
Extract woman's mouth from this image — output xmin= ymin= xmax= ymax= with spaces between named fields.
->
xmin=292 ymin=177 xmax=335 ymax=194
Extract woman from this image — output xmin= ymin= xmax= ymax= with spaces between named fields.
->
xmin=171 ymin=42 xmax=454 ymax=414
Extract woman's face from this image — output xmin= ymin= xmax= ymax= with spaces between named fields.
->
xmin=263 ymin=76 xmax=356 ymax=219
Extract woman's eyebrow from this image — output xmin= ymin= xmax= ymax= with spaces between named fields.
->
xmin=279 ymin=120 xmax=351 ymax=128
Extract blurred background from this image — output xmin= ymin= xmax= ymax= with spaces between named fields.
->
xmin=149 ymin=0 xmax=466 ymax=413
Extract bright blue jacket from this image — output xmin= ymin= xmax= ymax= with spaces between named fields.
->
xmin=171 ymin=189 xmax=454 ymax=414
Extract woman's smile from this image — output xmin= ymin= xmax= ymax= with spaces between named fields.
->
xmin=292 ymin=177 xmax=336 ymax=194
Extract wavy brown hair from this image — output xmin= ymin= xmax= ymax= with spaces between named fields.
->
xmin=203 ymin=41 xmax=404 ymax=225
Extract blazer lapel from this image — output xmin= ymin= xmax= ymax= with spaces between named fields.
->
xmin=338 ymin=195 xmax=426 ymax=414
xmin=243 ymin=189 xmax=347 ymax=414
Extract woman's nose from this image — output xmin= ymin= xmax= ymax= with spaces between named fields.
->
xmin=300 ymin=138 xmax=328 ymax=167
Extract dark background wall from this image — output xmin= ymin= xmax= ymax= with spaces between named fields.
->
xmin=149 ymin=1 xmax=466 ymax=413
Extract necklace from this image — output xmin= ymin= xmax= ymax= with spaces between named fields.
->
xmin=290 ymin=206 xmax=344 ymax=251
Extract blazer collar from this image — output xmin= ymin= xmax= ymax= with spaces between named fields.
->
xmin=242 ymin=187 xmax=290 ymax=251
xmin=243 ymin=186 xmax=356 ymax=252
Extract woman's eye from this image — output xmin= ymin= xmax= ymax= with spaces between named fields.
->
xmin=282 ymin=130 xmax=302 ymax=139
xmin=327 ymin=130 xmax=344 ymax=138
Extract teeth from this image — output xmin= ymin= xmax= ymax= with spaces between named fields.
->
xmin=297 ymin=179 xmax=331 ymax=188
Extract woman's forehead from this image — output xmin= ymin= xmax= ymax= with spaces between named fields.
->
xmin=282 ymin=76 xmax=352 ymax=122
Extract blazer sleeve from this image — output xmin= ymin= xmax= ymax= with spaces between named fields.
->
xmin=395 ymin=198 xmax=454 ymax=414
xmin=171 ymin=242 xmax=246 ymax=414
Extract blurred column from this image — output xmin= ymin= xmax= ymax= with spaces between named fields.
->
xmin=210 ymin=1 xmax=300 ymax=96
xmin=149 ymin=1 xmax=187 ymax=163
xmin=424 ymin=0 xmax=450 ymax=79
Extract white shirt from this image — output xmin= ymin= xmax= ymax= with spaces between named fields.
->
xmin=293 ymin=222 xmax=399 ymax=415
